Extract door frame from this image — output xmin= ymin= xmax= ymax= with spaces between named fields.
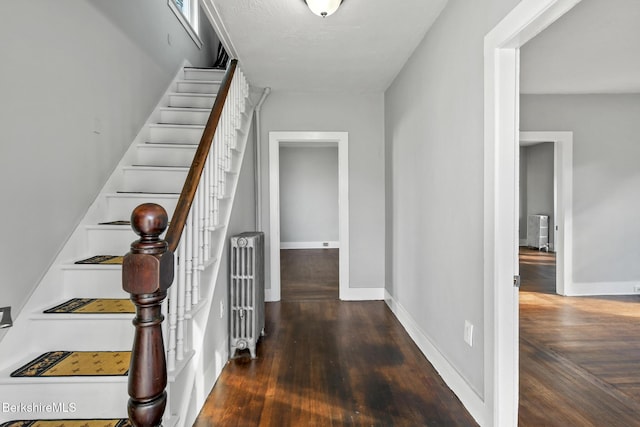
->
xmin=519 ymin=131 xmax=573 ymax=295
xmin=484 ymin=0 xmax=582 ymax=425
xmin=268 ymin=131 xmax=349 ymax=301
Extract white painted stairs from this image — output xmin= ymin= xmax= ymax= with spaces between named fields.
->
xmin=0 ymin=65 xmax=254 ymax=426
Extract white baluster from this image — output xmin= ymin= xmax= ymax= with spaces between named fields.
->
xmin=198 ymin=180 xmax=206 ymax=267
xmin=185 ymin=210 xmax=193 ymax=312
xmin=203 ymin=157 xmax=211 ymax=258
xmin=167 ymin=253 xmax=178 ymax=372
xmin=192 ymin=190 xmax=200 ymax=305
xmin=177 ymin=239 xmax=186 ymax=361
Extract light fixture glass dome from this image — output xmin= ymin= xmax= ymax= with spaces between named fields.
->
xmin=304 ymin=0 xmax=343 ymax=17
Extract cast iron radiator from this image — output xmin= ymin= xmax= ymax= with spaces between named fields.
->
xmin=229 ymin=232 xmax=265 ymax=358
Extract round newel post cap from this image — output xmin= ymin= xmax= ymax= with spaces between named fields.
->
xmin=131 ymin=203 xmax=168 ymax=240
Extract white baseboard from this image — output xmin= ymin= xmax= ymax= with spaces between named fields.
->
xmin=340 ymin=287 xmax=384 ymax=301
xmin=265 ymin=288 xmax=276 ymax=302
xmin=265 ymin=286 xmax=384 ymax=302
xmin=280 ymin=241 xmax=340 ymax=249
xmin=384 ymin=290 xmax=486 ymax=426
xmin=565 ymin=281 xmax=640 ymax=296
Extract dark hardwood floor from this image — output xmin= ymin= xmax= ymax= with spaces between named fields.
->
xmin=193 ymin=248 xmax=640 ymax=426
xmin=519 ymin=247 xmax=640 ymax=426
xmin=280 ymin=249 xmax=339 ymax=301
xmin=194 ymin=249 xmax=477 ymax=426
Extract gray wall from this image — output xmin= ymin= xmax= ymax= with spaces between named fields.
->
xmin=205 ymin=120 xmax=257 ymax=385
xmin=384 ymin=0 xmax=520 ymax=397
xmin=260 ymin=91 xmax=385 ymax=290
xmin=519 ymin=143 xmax=555 ymax=247
xmin=279 ymin=146 xmax=339 ymax=244
xmin=0 ymin=0 xmax=216 ymax=339
xmin=521 ymin=94 xmax=640 ymax=284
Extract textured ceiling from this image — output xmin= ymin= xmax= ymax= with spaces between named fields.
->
xmin=521 ymin=0 xmax=640 ymax=94
xmin=205 ymin=0 xmax=448 ymax=92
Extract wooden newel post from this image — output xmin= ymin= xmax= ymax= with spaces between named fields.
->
xmin=123 ymin=203 xmax=175 ymax=427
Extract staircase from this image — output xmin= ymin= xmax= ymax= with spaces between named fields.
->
xmin=0 ymin=63 xmax=253 ymax=426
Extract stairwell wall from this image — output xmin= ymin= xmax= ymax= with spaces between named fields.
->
xmin=0 ymin=0 xmax=217 ymax=341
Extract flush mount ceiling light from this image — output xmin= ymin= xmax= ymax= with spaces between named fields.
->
xmin=304 ymin=0 xmax=343 ymax=18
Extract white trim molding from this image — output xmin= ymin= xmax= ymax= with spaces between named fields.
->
xmin=520 ymin=131 xmax=573 ymax=296
xmin=200 ymin=0 xmax=238 ymax=59
xmin=268 ymin=131 xmax=349 ymax=301
xmin=384 ymin=290 xmax=485 ymax=425
xmin=566 ymin=281 xmax=640 ymax=296
xmin=484 ymin=1 xmax=582 ymax=425
xmin=280 ymin=241 xmax=340 ymax=249
xmin=343 ymin=287 xmax=384 ymax=301
xmin=167 ymin=0 xmax=203 ymax=49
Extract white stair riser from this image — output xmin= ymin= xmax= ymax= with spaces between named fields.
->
xmin=168 ymin=94 xmax=215 ymax=109
xmin=136 ymin=145 xmax=196 ymax=167
xmin=176 ymin=81 xmax=220 ymax=94
xmin=62 ymin=268 xmax=127 ymax=299
xmin=122 ymin=168 xmax=188 ymax=193
xmin=160 ymin=108 xmax=209 ymax=125
xmin=149 ymin=126 xmax=203 ymax=144
xmin=0 ymin=382 xmax=127 ymax=422
xmin=86 ymin=228 xmax=139 ymax=254
xmin=105 ymin=194 xmax=179 ymax=222
xmin=25 ymin=319 xmax=134 ymax=350
xmin=183 ymin=68 xmax=225 ymax=81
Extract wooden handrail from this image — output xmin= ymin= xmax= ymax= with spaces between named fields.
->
xmin=165 ymin=59 xmax=238 ymax=252
xmin=123 ymin=60 xmax=238 ymax=427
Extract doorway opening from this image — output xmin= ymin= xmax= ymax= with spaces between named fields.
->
xmin=278 ymin=143 xmax=340 ymax=301
xmin=268 ymin=131 xmax=349 ymax=302
xmin=519 ymin=131 xmax=573 ymax=295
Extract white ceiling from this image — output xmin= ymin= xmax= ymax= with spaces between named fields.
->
xmin=521 ymin=0 xmax=640 ymax=94
xmin=205 ymin=0 xmax=448 ymax=92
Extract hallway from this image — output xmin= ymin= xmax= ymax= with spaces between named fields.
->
xmin=194 ymin=250 xmax=477 ymax=426
xmin=194 ymin=249 xmax=640 ymax=425
xmin=519 ymin=248 xmax=640 ymax=426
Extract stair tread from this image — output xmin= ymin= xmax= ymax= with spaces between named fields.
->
xmin=148 ymin=123 xmax=204 ymax=128
xmin=98 ymin=220 xmax=130 ymax=225
xmin=10 ymin=351 xmax=130 ymax=378
xmin=74 ymin=255 xmax=123 ymax=265
xmin=0 ymin=419 xmax=131 ymax=427
xmin=114 ymin=191 xmax=180 ymax=195
xmin=123 ymin=165 xmax=189 ymax=171
xmin=168 ymin=92 xmax=216 ymax=97
xmin=43 ymin=298 xmax=134 ymax=315
xmin=159 ymin=106 xmax=210 ymax=112
xmin=143 ymin=141 xmax=198 ymax=146
xmin=184 ymin=66 xmax=225 ymax=70
xmin=178 ymin=79 xmax=222 ymax=84
xmin=137 ymin=142 xmax=197 ymax=149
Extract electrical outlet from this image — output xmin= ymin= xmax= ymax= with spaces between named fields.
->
xmin=219 ymin=300 xmax=224 ymax=319
xmin=634 ymin=285 xmax=640 ymax=293
xmin=464 ymin=321 xmax=474 ymax=347
xmin=323 ymin=242 xmax=329 ymax=247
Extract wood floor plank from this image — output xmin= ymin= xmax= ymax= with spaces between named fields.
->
xmin=519 ymin=247 xmax=640 ymax=426
xmin=194 ymin=300 xmax=477 ymax=426
xmin=280 ymin=249 xmax=339 ymax=301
